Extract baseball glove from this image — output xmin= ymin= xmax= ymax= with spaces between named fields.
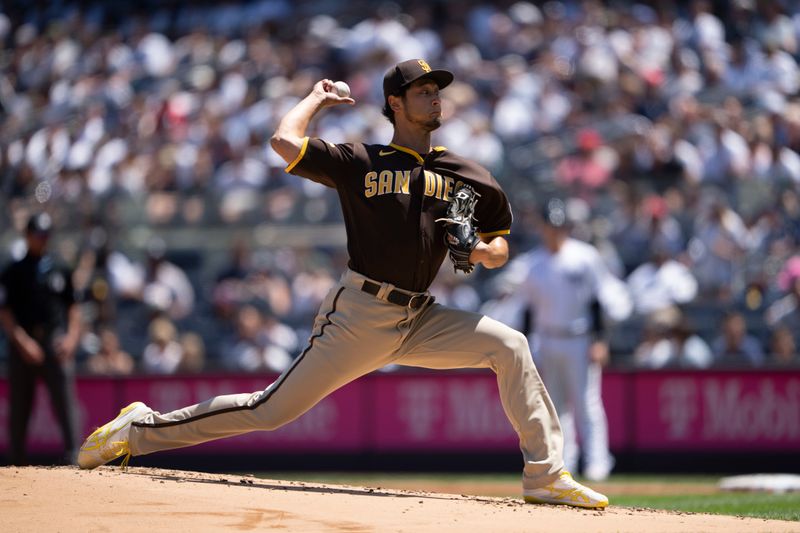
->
xmin=436 ymin=184 xmax=481 ymax=274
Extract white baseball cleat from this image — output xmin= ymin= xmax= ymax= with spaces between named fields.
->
xmin=523 ymin=471 xmax=609 ymax=509
xmin=77 ymin=402 xmax=151 ymax=470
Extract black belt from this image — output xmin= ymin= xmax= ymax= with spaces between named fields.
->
xmin=360 ymin=280 xmax=433 ymax=309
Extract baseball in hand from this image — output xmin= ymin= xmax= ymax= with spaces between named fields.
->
xmin=332 ymin=80 xmax=351 ymax=98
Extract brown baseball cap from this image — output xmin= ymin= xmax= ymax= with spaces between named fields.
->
xmin=383 ymin=59 xmax=454 ymax=99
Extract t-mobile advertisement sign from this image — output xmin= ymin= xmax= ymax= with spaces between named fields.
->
xmin=371 ymin=374 xmax=518 ymax=451
xmin=634 ymin=371 xmax=800 ymax=451
xmin=0 ymin=371 xmax=798 ymax=457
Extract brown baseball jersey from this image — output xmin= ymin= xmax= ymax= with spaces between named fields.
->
xmin=285 ymin=138 xmax=513 ymax=292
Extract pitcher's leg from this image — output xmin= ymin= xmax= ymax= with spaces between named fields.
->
xmin=535 ymin=347 xmax=578 ymax=474
xmin=130 ymin=287 xmax=393 ymax=456
xmin=397 ymin=305 xmax=563 ymax=487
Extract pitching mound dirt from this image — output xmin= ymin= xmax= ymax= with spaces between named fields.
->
xmin=1 ymin=466 xmax=796 ymax=532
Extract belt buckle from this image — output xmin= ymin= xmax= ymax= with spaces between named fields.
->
xmin=407 ymin=293 xmax=427 ymax=309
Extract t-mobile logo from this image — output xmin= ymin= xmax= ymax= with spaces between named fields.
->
xmin=659 ymin=379 xmax=698 ymax=440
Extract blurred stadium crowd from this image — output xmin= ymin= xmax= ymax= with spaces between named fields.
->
xmin=1 ymin=0 xmax=800 ymax=375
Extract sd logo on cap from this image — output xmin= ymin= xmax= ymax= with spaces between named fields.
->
xmin=382 ymin=59 xmax=454 ymax=100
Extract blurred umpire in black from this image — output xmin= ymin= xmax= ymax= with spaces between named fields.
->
xmin=0 ymin=213 xmax=81 ymax=465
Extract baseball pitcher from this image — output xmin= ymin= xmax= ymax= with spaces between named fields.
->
xmin=77 ymin=59 xmax=608 ymax=509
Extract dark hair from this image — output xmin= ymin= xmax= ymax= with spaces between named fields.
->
xmin=381 ymin=87 xmax=409 ymax=125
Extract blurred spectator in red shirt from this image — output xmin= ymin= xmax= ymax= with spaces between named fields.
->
xmin=765 ymin=255 xmax=800 ymax=350
xmin=555 ymin=128 xmax=617 ymax=202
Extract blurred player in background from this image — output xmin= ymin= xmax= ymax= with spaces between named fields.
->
xmin=507 ymin=198 xmax=632 ymax=481
xmin=0 ymin=213 xmax=82 ymax=465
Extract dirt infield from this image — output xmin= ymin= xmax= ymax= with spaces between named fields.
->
xmin=1 ymin=467 xmax=797 ymax=532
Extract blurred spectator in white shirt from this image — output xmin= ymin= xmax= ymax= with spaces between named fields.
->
xmin=759 ymin=143 xmax=800 ymax=184
xmin=25 ymin=124 xmax=70 ymax=180
xmin=261 ymin=313 xmax=299 ymax=369
xmin=701 ymin=119 xmax=750 ymax=185
xmin=221 ymin=304 xmax=292 ymax=373
xmin=627 ymin=247 xmax=698 ymax=317
xmin=109 ymin=237 xmax=196 ymax=321
xmin=761 ymin=43 xmax=800 ymax=95
xmin=684 ymin=1 xmax=725 ymax=55
xmin=755 ymin=3 xmax=797 ymax=55
xmin=723 ymin=39 xmax=763 ymax=98
xmin=142 ymin=316 xmax=184 ymax=374
xmin=491 ymin=57 xmax=541 ymax=140
xmin=633 ymin=306 xmax=713 ymax=369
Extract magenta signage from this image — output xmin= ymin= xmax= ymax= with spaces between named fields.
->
xmin=371 ymin=373 xmax=518 ymax=451
xmin=0 ymin=371 xmax=798 ymax=456
xmin=633 ymin=371 xmax=800 ymax=451
xmin=602 ymin=372 xmax=628 ymax=449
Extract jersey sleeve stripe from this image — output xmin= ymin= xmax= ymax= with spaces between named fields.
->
xmin=284 ymin=136 xmax=310 ymax=173
xmin=479 ymin=229 xmax=511 ymax=238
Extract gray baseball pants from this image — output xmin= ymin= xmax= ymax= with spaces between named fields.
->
xmin=129 ymin=269 xmax=564 ymax=487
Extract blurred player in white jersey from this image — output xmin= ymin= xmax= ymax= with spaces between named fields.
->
xmin=507 ymin=198 xmax=632 ymax=481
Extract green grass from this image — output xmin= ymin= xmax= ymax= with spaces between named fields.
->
xmin=612 ymin=493 xmax=800 ymax=521
xmin=247 ymin=472 xmax=800 ymax=522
